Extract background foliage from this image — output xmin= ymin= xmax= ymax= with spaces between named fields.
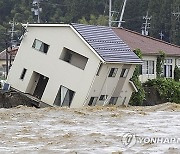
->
xmin=0 ymin=0 xmax=180 ymax=51
xmin=144 ymin=78 xmax=180 ymax=103
xmin=129 ymin=49 xmax=145 ymax=106
xmin=0 ymin=0 xmax=180 ymax=50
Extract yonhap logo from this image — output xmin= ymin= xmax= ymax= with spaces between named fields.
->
xmin=121 ymin=133 xmax=180 ymax=148
xmin=121 ymin=132 xmax=137 ymax=148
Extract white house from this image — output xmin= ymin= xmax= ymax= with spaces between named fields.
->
xmin=114 ymin=28 xmax=180 ymax=83
xmin=7 ymin=23 xmax=142 ymax=108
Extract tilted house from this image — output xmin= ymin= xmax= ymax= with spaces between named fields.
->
xmin=7 ymin=23 xmax=141 ymax=108
xmin=113 ymin=28 xmax=180 ymax=83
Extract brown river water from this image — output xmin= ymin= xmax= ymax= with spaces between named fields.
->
xmin=0 ymin=103 xmax=180 ymax=154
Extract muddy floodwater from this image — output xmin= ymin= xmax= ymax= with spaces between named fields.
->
xmin=0 ymin=103 xmax=180 ymax=154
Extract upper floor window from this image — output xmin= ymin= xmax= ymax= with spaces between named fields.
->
xmin=108 ymin=68 xmax=118 ymax=77
xmin=142 ymin=60 xmax=154 ymax=75
xmin=120 ymin=68 xmax=129 ymax=77
xmin=32 ymin=39 xmax=49 ymax=54
xmin=60 ymin=47 xmax=88 ymax=70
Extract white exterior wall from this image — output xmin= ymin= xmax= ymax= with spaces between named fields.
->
xmin=7 ymin=26 xmax=100 ymax=108
xmin=139 ymin=55 xmax=157 ymax=83
xmin=139 ymin=55 xmax=178 ymax=83
xmin=85 ymin=63 xmax=136 ymax=106
xmin=114 ymin=65 xmax=136 ymax=106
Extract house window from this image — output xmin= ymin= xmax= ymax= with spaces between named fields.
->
xmin=99 ymin=95 xmax=108 ymax=101
xmin=120 ymin=68 xmax=129 ymax=77
xmin=54 ymin=85 xmax=75 ymax=107
xmin=88 ymin=97 xmax=98 ymax=106
xmin=32 ymin=39 xmax=49 ymax=54
xmin=109 ymin=97 xmax=118 ymax=105
xmin=96 ymin=63 xmax=103 ymax=76
xmin=178 ymin=59 xmax=180 ymax=68
xmin=122 ymin=97 xmax=127 ymax=105
xmin=60 ymin=47 xmax=88 ymax=70
xmin=142 ymin=60 xmax=154 ymax=74
xmin=108 ymin=68 xmax=118 ymax=77
xmin=20 ymin=68 xmax=27 ymax=80
xmin=163 ymin=59 xmax=172 ymax=78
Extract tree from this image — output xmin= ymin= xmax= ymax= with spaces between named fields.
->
xmin=79 ymin=14 xmax=108 ymax=26
xmin=129 ymin=49 xmax=145 ymax=106
xmin=174 ymin=65 xmax=180 ymax=82
xmin=156 ymin=51 xmax=166 ymax=78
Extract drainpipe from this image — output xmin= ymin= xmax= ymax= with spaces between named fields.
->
xmin=5 ymin=42 xmax=9 ymax=79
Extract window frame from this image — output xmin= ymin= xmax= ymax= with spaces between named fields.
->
xmin=120 ymin=68 xmax=129 ymax=78
xmin=60 ymin=47 xmax=88 ymax=70
xmin=53 ymin=85 xmax=75 ymax=107
xmin=88 ymin=97 xmax=98 ymax=106
xmin=163 ymin=59 xmax=173 ymax=78
xmin=109 ymin=97 xmax=118 ymax=105
xmin=32 ymin=39 xmax=49 ymax=54
xmin=99 ymin=95 xmax=108 ymax=101
xmin=142 ymin=60 xmax=155 ymax=75
xmin=108 ymin=68 xmax=118 ymax=77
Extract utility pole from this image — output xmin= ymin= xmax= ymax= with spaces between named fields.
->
xmin=118 ymin=0 xmax=127 ymax=28
xmin=172 ymin=6 xmax=180 ymax=21
xmin=9 ymin=18 xmax=18 ymax=46
xmin=109 ymin=0 xmax=112 ymax=27
xmin=4 ymin=30 xmax=9 ymax=78
xmin=8 ymin=18 xmax=18 ymax=68
xmin=159 ymin=31 xmax=164 ymax=40
xmin=142 ymin=11 xmax=151 ymax=36
xmin=108 ymin=0 xmax=120 ymax=27
xmin=31 ymin=0 xmax=42 ymax=23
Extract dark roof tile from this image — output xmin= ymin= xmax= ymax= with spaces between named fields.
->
xmin=71 ymin=23 xmax=142 ymax=63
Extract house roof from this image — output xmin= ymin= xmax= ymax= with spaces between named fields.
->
xmin=0 ymin=46 xmax=18 ymax=60
xmin=113 ymin=28 xmax=180 ymax=57
xmin=71 ymin=23 xmax=142 ymax=64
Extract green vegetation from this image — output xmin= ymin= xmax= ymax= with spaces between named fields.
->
xmin=174 ymin=65 xmax=180 ymax=82
xmin=0 ymin=0 xmax=180 ymax=51
xmin=144 ymin=78 xmax=180 ymax=103
xmin=156 ymin=51 xmax=166 ymax=78
xmin=129 ymin=49 xmax=145 ymax=106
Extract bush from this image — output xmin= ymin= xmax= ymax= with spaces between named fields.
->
xmin=129 ymin=49 xmax=145 ymax=106
xmin=143 ymin=78 xmax=180 ymax=103
xmin=174 ymin=65 xmax=180 ymax=82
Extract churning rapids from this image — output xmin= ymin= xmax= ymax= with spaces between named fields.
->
xmin=0 ymin=103 xmax=180 ymax=154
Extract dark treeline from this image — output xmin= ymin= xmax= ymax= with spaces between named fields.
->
xmin=0 ymin=0 xmax=180 ymax=50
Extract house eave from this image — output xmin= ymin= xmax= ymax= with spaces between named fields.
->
xmin=105 ymin=61 xmax=143 ymax=65
xmin=142 ymin=53 xmax=180 ymax=57
xmin=22 ymin=23 xmax=70 ymax=27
